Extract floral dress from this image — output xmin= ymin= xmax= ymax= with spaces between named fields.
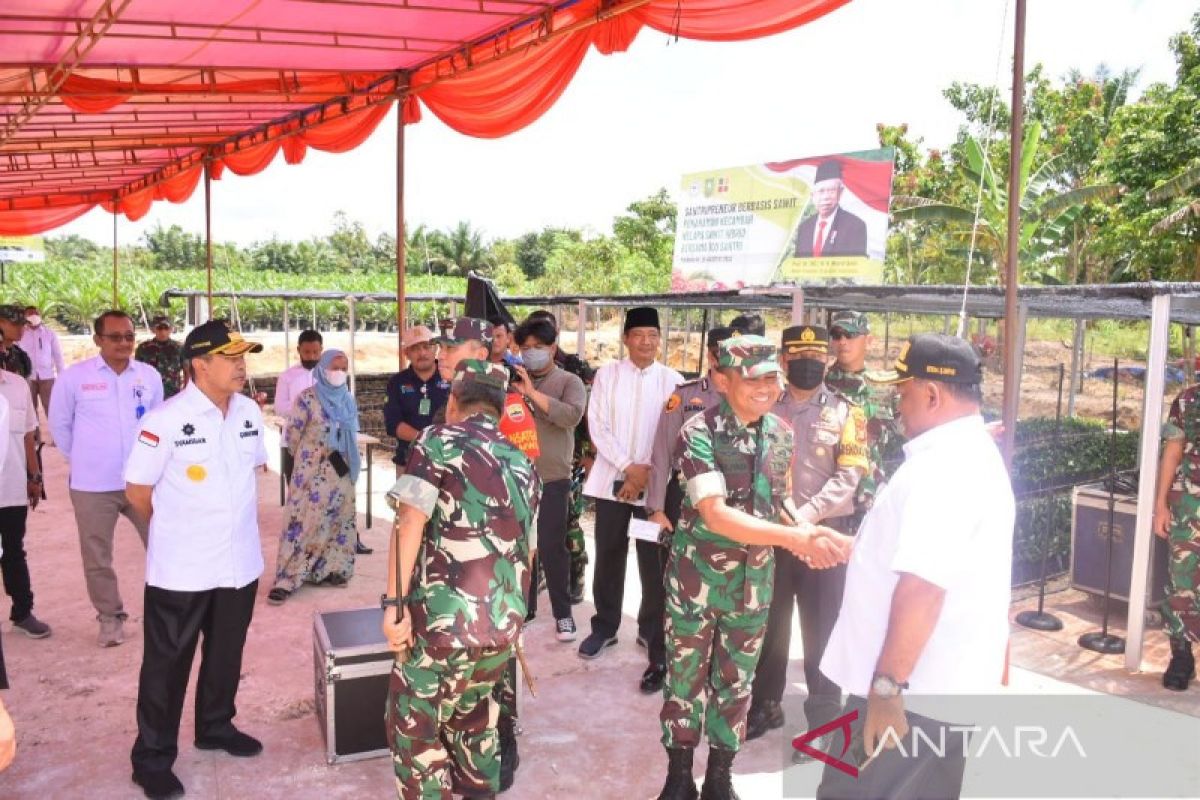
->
xmin=272 ymin=387 xmax=357 ymax=590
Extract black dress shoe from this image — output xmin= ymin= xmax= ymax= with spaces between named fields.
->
xmin=744 ymin=700 xmax=784 ymax=741
xmin=355 ymin=541 xmax=373 ymax=555
xmin=132 ymin=769 xmax=185 ymax=800
xmin=639 ymin=663 xmax=667 ymax=694
xmin=195 ymin=729 xmax=263 ymax=757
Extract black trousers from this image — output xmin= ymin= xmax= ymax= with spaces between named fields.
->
xmin=816 ymin=695 xmax=969 ymax=800
xmin=131 ymin=580 xmax=257 ymax=774
xmin=752 ymin=531 xmax=849 ymax=729
xmin=527 ymin=479 xmax=572 ymax=621
xmin=589 ymin=498 xmax=666 ymax=666
xmin=0 ymin=505 xmax=33 ymax=622
xmin=644 ymin=478 xmax=684 ymax=669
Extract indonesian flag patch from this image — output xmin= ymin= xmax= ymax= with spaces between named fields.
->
xmin=138 ymin=430 xmax=160 ymax=448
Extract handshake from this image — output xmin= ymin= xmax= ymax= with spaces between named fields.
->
xmin=782 ymin=523 xmax=854 ymax=569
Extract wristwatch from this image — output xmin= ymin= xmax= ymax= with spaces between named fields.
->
xmin=870 ymin=673 xmax=909 ymax=699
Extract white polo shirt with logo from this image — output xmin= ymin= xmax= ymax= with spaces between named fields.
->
xmin=124 ymin=382 xmax=267 ymax=592
xmin=820 ymin=413 xmax=1015 ymax=711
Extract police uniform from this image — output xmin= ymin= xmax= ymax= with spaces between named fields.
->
xmin=659 ymin=337 xmax=793 ymax=770
xmin=642 ymin=327 xmax=735 ymax=681
xmin=1160 ymin=385 xmax=1200 ymax=689
xmin=123 ymin=321 xmax=267 ymax=794
xmin=385 ymin=360 xmax=541 ymax=799
xmin=749 ymin=326 xmax=869 ymax=741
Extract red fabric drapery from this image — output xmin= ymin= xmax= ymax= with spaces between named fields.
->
xmin=0 ymin=204 xmax=96 ymax=236
xmin=0 ymin=0 xmax=853 ymax=234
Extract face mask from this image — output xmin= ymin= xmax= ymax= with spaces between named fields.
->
xmin=325 ymin=369 xmax=348 ymax=387
xmin=300 ymin=358 xmax=319 ymax=370
xmin=786 ymin=358 xmax=825 ymax=390
xmin=521 ymin=348 xmax=552 ymax=372
xmin=26 ymin=315 xmax=41 ymax=327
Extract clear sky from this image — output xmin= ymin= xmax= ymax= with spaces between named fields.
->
xmin=56 ymin=0 xmax=1196 ymax=248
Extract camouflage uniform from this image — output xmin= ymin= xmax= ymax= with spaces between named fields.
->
xmin=1162 ymin=386 xmax=1200 ymax=643
xmin=660 ymin=338 xmax=793 ymax=753
xmin=385 ymin=360 xmax=541 ymax=800
xmin=135 ymin=337 xmax=186 ymax=398
xmin=825 ymin=311 xmax=902 ymax=511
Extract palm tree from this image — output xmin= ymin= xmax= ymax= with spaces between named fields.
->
xmin=433 ymin=221 xmax=493 ymax=277
xmin=892 ymin=121 xmax=1120 ymax=286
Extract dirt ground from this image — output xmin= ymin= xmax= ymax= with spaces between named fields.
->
xmin=1 ymin=409 xmax=1197 ymax=799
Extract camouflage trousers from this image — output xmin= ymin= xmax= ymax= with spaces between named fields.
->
xmin=1164 ymin=493 xmax=1200 ymax=642
xmin=492 ymin=654 xmax=519 ymax=720
xmin=566 ymin=481 xmax=588 ymax=597
xmin=387 ymin=641 xmax=511 ymax=800
xmin=659 ymin=592 xmax=769 ymax=752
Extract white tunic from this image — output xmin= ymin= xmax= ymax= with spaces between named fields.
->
xmin=0 ymin=371 xmax=37 ymax=508
xmin=273 ymin=363 xmax=316 ymax=418
xmin=583 ymin=358 xmax=682 ymax=506
xmin=124 ymin=382 xmax=268 ymax=592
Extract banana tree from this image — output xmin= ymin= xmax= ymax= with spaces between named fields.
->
xmin=892 ymin=121 xmax=1120 ymax=286
xmin=1148 ymin=162 xmax=1200 ymax=279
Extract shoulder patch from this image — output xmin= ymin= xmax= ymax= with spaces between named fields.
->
xmin=664 ymin=393 xmax=682 ymax=413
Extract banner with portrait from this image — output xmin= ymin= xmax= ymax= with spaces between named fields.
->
xmin=670 ymin=148 xmax=894 ymax=290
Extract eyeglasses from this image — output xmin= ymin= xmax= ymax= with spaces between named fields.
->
xmin=99 ymin=333 xmax=136 ymax=342
xmin=829 ymin=331 xmax=861 ymax=341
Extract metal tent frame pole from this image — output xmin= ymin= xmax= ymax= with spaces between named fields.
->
xmin=204 ymin=159 xmax=213 ymax=318
xmin=1125 ymin=292 xmax=1172 ymax=671
xmin=1000 ymin=0 xmax=1027 ymax=465
xmin=112 ymin=207 xmax=119 ymax=307
xmin=576 ymin=300 xmax=587 ymax=358
xmin=395 ymin=110 xmax=408 ymax=371
xmin=347 ymin=296 xmax=358 ymax=397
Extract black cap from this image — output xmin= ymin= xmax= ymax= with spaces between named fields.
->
xmin=705 ymin=326 xmax=736 ymax=350
xmin=182 ymin=320 xmax=263 ymax=359
xmin=878 ymin=333 xmax=982 ymax=385
xmin=814 ymin=160 xmax=844 ymax=183
xmin=624 ymin=307 xmax=659 ymax=332
xmin=781 ymin=325 xmax=829 ymax=354
xmin=728 ymin=313 xmax=766 ymax=337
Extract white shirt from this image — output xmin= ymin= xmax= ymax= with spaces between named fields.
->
xmin=19 ymin=324 xmax=65 ymax=380
xmin=0 ymin=372 xmax=37 ymax=508
xmin=583 ymin=358 xmax=682 ymax=505
xmin=274 ymin=363 xmax=316 ymax=418
xmin=47 ymin=356 xmax=165 ymax=492
xmin=821 ymin=414 xmax=1014 ymax=707
xmin=812 ymin=208 xmax=838 ymax=253
xmin=124 ymin=382 xmax=267 ymax=592
xmin=0 ymin=393 xmax=7 ymax=558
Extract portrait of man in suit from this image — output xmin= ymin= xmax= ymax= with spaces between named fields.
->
xmin=793 ymin=160 xmax=868 ymax=258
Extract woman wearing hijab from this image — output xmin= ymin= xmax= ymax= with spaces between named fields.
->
xmin=268 ymin=350 xmax=361 ymax=604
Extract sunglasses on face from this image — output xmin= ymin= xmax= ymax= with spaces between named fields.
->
xmin=830 ymin=331 xmax=862 ymax=341
xmin=100 ymin=333 xmax=136 ymax=342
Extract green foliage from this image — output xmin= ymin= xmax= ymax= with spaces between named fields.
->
xmin=1010 ymin=416 xmax=1140 ymax=578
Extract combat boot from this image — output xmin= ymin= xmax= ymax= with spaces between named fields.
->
xmin=498 ymin=715 xmax=520 ymax=792
xmin=657 ymin=747 xmax=698 ymax=800
xmin=1162 ymin=637 xmax=1196 ymax=691
xmin=699 ymin=747 xmax=740 ymax=800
